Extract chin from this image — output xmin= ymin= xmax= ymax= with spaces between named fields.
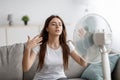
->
xmin=54 ymin=33 xmax=61 ymax=36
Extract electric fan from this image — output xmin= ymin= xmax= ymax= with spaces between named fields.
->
xmin=73 ymin=13 xmax=112 ymax=80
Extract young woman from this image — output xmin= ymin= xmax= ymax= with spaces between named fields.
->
xmin=22 ymin=15 xmax=87 ymax=80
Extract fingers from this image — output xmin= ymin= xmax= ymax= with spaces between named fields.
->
xmin=78 ymin=28 xmax=87 ymax=38
xmin=27 ymin=35 xmax=43 ymax=45
xmin=78 ymin=29 xmax=83 ymax=37
xmin=32 ymin=35 xmax=42 ymax=43
xmin=26 ymin=35 xmax=43 ymax=49
xmin=37 ymin=37 xmax=43 ymax=43
xmin=36 ymin=42 xmax=42 ymax=46
xmin=27 ymin=36 xmax=30 ymax=42
xmin=33 ymin=35 xmax=40 ymax=40
xmin=32 ymin=38 xmax=42 ymax=47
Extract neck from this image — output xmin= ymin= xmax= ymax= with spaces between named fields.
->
xmin=47 ymin=36 xmax=60 ymax=49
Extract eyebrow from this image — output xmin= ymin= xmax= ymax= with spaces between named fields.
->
xmin=50 ymin=22 xmax=62 ymax=24
xmin=51 ymin=22 xmax=56 ymax=23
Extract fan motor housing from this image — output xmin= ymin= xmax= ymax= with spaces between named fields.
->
xmin=93 ymin=33 xmax=105 ymax=46
xmin=93 ymin=32 xmax=112 ymax=46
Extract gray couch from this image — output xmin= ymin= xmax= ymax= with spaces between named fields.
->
xmin=0 ymin=43 xmax=120 ymax=80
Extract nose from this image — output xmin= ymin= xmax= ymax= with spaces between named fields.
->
xmin=56 ymin=24 xmax=59 ymax=28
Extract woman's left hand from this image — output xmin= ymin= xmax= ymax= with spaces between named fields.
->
xmin=78 ymin=27 xmax=87 ymax=38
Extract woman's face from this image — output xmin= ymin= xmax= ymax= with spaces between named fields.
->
xmin=47 ymin=17 xmax=63 ymax=36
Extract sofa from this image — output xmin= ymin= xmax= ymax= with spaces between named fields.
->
xmin=0 ymin=43 xmax=120 ymax=80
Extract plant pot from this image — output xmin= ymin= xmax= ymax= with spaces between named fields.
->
xmin=24 ymin=21 xmax=28 ymax=25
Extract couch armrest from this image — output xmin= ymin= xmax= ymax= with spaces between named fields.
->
xmin=112 ymin=57 xmax=120 ymax=80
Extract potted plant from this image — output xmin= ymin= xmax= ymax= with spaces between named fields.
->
xmin=22 ymin=15 xmax=29 ymax=25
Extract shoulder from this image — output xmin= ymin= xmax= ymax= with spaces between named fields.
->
xmin=67 ymin=40 xmax=75 ymax=53
xmin=67 ymin=40 xmax=74 ymax=47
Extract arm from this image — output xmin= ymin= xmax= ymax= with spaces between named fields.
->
xmin=67 ymin=41 xmax=87 ymax=67
xmin=70 ymin=50 xmax=88 ymax=67
xmin=70 ymin=27 xmax=87 ymax=67
xmin=68 ymin=27 xmax=88 ymax=67
xmin=22 ymin=35 xmax=42 ymax=72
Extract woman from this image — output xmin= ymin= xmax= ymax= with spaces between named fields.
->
xmin=22 ymin=15 xmax=87 ymax=80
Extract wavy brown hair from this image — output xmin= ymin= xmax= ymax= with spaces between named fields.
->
xmin=37 ymin=15 xmax=70 ymax=70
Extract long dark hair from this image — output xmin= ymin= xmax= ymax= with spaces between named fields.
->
xmin=37 ymin=15 xmax=70 ymax=70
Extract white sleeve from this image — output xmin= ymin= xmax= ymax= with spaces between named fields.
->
xmin=67 ymin=41 xmax=75 ymax=53
xmin=32 ymin=45 xmax=40 ymax=54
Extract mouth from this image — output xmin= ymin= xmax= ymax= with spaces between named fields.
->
xmin=55 ymin=30 xmax=60 ymax=32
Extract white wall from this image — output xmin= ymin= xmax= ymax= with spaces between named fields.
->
xmin=0 ymin=0 xmax=120 ymax=51
xmin=105 ymin=0 xmax=120 ymax=52
xmin=0 ymin=0 xmax=87 ymax=26
xmin=89 ymin=0 xmax=120 ymax=52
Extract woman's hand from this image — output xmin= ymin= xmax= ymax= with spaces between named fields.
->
xmin=23 ymin=35 xmax=42 ymax=72
xmin=78 ymin=27 xmax=87 ymax=38
xmin=26 ymin=35 xmax=42 ymax=50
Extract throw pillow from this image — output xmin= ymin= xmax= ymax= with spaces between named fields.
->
xmin=0 ymin=43 xmax=24 ymax=80
xmin=81 ymin=54 xmax=120 ymax=80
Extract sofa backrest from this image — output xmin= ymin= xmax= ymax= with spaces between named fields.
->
xmin=0 ymin=43 xmax=24 ymax=80
xmin=0 ymin=43 xmax=119 ymax=80
xmin=0 ymin=43 xmax=87 ymax=80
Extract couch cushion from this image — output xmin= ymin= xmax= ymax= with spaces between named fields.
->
xmin=81 ymin=53 xmax=120 ymax=80
xmin=0 ymin=43 xmax=24 ymax=80
xmin=65 ymin=57 xmax=87 ymax=78
xmin=68 ymin=79 xmax=85 ymax=80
